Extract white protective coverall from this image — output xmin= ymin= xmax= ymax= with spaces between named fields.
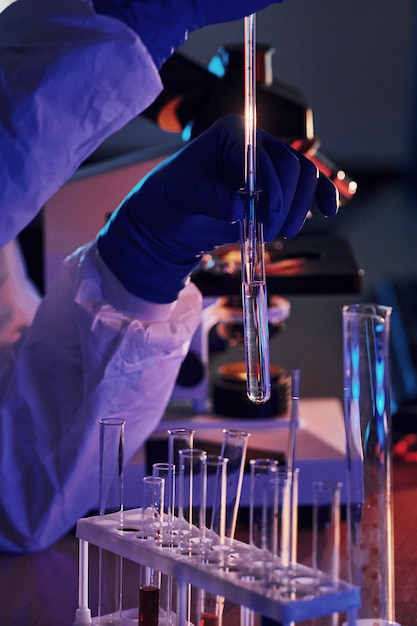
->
xmin=0 ymin=0 xmax=201 ymax=552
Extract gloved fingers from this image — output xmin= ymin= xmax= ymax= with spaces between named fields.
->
xmin=189 ymin=119 xmax=335 ymax=241
xmin=158 ymin=114 xmax=338 ymax=244
xmin=281 ymin=142 xmax=339 ymax=221
xmin=278 ymin=168 xmax=338 ymax=239
xmin=277 ymin=145 xmax=338 ymax=239
xmin=314 ymin=171 xmax=339 ymax=217
xmin=182 ymin=119 xmax=292 ymax=229
xmin=278 ymin=152 xmax=320 ymax=238
xmin=196 ymin=117 xmax=298 ymax=233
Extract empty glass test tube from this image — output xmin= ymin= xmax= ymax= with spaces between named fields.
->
xmin=220 ymin=429 xmax=250 ymax=540
xmin=205 ymin=455 xmax=229 ymax=546
xmin=98 ymin=417 xmax=125 ymax=625
xmin=311 ymin=480 xmax=343 ymax=626
xmin=152 ymin=462 xmax=175 ymax=539
xmin=141 ymin=476 xmax=164 ymax=543
xmin=249 ymin=458 xmax=279 ymax=556
xmin=167 ymin=428 xmax=195 ymax=523
xmin=178 ymin=448 xmax=207 ymax=554
xmin=312 ymin=480 xmax=342 ymax=591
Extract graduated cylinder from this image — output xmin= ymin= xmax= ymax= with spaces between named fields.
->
xmin=343 ymin=304 xmax=396 ymax=624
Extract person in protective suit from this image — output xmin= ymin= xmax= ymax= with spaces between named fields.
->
xmin=0 ymin=0 xmax=338 ymax=552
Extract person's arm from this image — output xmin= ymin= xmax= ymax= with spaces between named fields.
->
xmin=0 ymin=0 xmax=162 ymax=248
xmin=0 ymin=242 xmax=202 ymax=553
xmin=0 ymin=0 xmax=285 ymax=249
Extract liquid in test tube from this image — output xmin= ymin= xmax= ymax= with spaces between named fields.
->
xmin=139 ymin=584 xmax=159 ymax=626
xmin=242 ymin=274 xmax=270 ymax=403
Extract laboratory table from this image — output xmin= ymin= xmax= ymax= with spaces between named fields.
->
xmin=0 ymin=460 xmax=416 ymax=626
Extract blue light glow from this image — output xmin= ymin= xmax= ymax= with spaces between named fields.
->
xmin=208 ymin=55 xmax=226 ymax=78
xmin=376 ymin=359 xmax=385 ymax=416
xmin=182 ymin=121 xmax=194 ymax=142
xmin=351 ymin=345 xmax=360 ymax=401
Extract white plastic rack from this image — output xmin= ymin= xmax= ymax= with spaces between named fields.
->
xmin=75 ymin=508 xmax=360 ymax=626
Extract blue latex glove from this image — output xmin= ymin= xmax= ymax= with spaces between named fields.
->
xmin=93 ymin=0 xmax=284 ymax=68
xmin=97 ymin=114 xmax=338 ymax=304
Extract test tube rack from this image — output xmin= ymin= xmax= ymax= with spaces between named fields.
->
xmin=75 ymin=509 xmax=360 ymax=626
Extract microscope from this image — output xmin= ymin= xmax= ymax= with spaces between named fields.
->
xmin=141 ymin=45 xmax=359 ymax=420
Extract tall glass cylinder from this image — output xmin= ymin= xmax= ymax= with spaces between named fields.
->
xmin=343 ymin=303 xmax=396 ymax=624
xmin=98 ymin=417 xmax=125 ymax=625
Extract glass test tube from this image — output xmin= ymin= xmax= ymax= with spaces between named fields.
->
xmin=152 ymin=462 xmax=175 ymax=536
xmin=178 ymin=448 xmax=207 ymax=554
xmin=271 ymin=468 xmax=291 ymax=565
xmin=138 ymin=476 xmax=164 ymax=626
xmin=249 ymin=459 xmax=279 ymax=556
xmin=168 ymin=432 xmax=195 ymax=626
xmin=266 ymin=467 xmax=299 ymax=599
xmin=199 ymin=456 xmax=229 ymax=626
xmin=220 ymin=429 xmax=250 ymax=540
xmin=98 ymin=417 xmax=125 ymax=625
xmin=280 ymin=467 xmax=300 ymax=572
xmin=139 ymin=570 xmax=160 ymax=626
xmin=312 ymin=480 xmax=342 ymax=590
xmin=205 ymin=455 xmax=229 ymax=545
xmin=177 ymin=449 xmax=207 ymax=626
xmin=167 ymin=428 xmax=195 ymax=523
xmin=199 ymin=590 xmax=225 ymax=626
xmin=248 ymin=458 xmax=280 ymax=626
xmin=311 ymin=480 xmax=342 ymax=626
xmin=99 ymin=417 xmax=125 ymax=519
xmin=240 ymin=12 xmax=271 ymax=405
xmin=152 ymin=463 xmax=176 ymax=625
xmin=141 ymin=476 xmax=164 ymax=543
xmin=240 ymin=575 xmax=256 ymax=626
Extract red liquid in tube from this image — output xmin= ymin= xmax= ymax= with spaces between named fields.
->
xmin=139 ymin=584 xmax=159 ymax=626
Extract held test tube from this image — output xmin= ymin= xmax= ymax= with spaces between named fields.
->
xmin=240 ymin=13 xmax=271 ymax=404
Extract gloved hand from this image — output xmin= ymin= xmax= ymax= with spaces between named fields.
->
xmin=97 ymin=114 xmax=338 ymax=304
xmin=93 ymin=0 xmax=284 ymax=68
